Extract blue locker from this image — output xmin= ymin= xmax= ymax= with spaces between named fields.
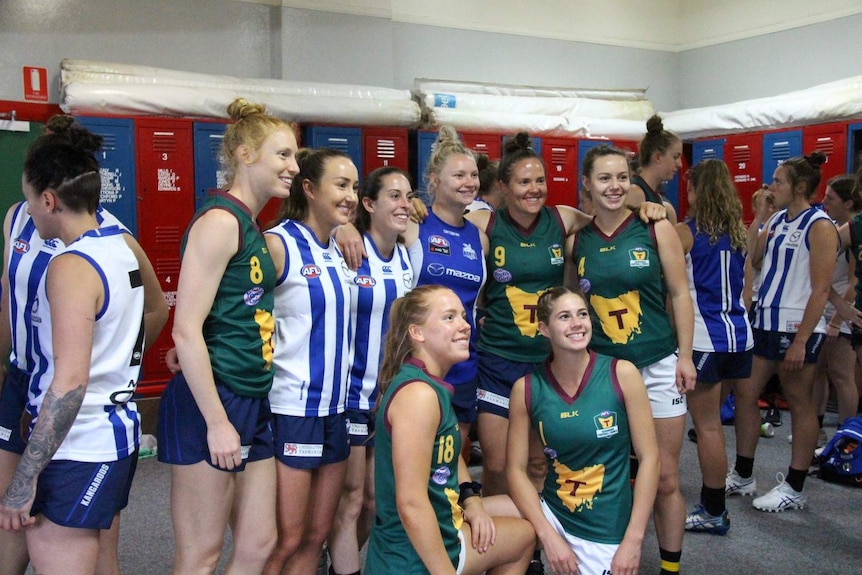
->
xmin=74 ymin=116 xmax=138 ymax=237
xmin=691 ymin=139 xmax=726 ymax=165
xmin=762 ymin=130 xmax=802 ymax=186
xmin=577 ymin=139 xmax=606 ymax=186
xmin=304 ymin=126 xmax=363 ymax=176
xmin=193 ymin=122 xmax=228 ymax=209
xmin=415 ymin=130 xmax=438 ymax=205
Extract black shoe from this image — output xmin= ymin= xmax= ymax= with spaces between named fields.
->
xmin=763 ymin=406 xmax=782 ymax=427
xmin=525 ymin=558 xmax=544 ymax=575
xmin=687 ymin=428 xmax=698 ymax=443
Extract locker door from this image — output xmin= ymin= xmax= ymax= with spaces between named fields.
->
xmin=577 ymin=139 xmax=607 ymax=188
xmin=541 ymin=138 xmax=578 ymax=208
xmin=413 ymin=131 xmax=437 ymax=205
xmin=304 ymin=126 xmax=363 ymax=175
xmin=193 ymin=121 xmax=228 ymax=210
xmin=762 ymin=129 xmax=802 ymax=186
xmin=363 ymin=128 xmax=409 ymax=174
xmin=803 ymin=122 xmax=847 ymax=200
xmin=75 ymin=116 xmax=138 ymax=237
xmin=847 ymin=122 xmax=862 ymax=173
xmin=135 ymin=118 xmax=196 ymax=394
xmin=692 ymin=139 xmax=725 ymax=165
xmin=725 ymin=133 xmax=763 ymax=223
xmin=461 ymin=132 xmax=502 ymax=160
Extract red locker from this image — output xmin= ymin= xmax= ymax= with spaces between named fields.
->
xmin=460 ymin=132 xmax=503 ymax=160
xmin=135 ymin=118 xmax=196 ymax=395
xmin=541 ymin=137 xmax=578 ymax=207
xmin=724 ymin=133 xmax=763 ymax=223
xmin=803 ymin=122 xmax=847 ymax=201
xmin=363 ymin=127 xmax=409 ymax=175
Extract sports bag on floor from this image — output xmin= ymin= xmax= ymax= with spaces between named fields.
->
xmin=818 ymin=416 xmax=862 ymax=487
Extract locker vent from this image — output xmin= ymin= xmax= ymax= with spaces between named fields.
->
xmin=152 ymin=132 xmax=177 ymax=153
xmin=551 ymin=147 xmax=568 ymax=165
xmin=156 ymin=258 xmax=181 ymax=277
xmin=155 ymin=227 xmax=181 ymax=245
xmin=813 ymin=137 xmax=834 ymax=156
xmin=101 ymin=133 xmax=118 ymax=152
xmin=375 ymin=139 xmax=396 ymax=159
xmin=770 ymin=142 xmax=791 ymax=161
xmin=326 ymin=137 xmax=350 ymax=154
xmin=701 ymin=149 xmax=719 ymax=160
xmin=731 ymin=145 xmax=751 ymax=162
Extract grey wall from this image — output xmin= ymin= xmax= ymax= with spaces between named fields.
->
xmin=1 ymin=1 xmax=860 ymax=113
xmin=278 ymin=8 xmax=679 ymax=110
xmin=0 ymin=0 xmax=275 ymax=103
xmin=678 ymin=13 xmax=862 ymax=109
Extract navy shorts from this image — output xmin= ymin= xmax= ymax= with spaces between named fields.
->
xmin=852 ymin=324 xmax=862 ymax=348
xmin=692 ymin=349 xmax=754 ymax=384
xmin=157 ymin=372 xmax=274 ymax=471
xmin=476 ymin=349 xmax=541 ymax=419
xmin=346 ymin=409 xmax=375 ymax=448
xmin=32 ymin=453 xmax=137 ymax=529
xmin=0 ymin=364 xmax=30 ymax=455
xmin=752 ymin=329 xmax=825 ymax=364
xmin=272 ymin=412 xmax=349 ymax=469
xmin=451 ymin=379 xmax=479 ymax=424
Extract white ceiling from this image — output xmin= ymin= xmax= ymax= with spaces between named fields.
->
xmin=236 ymin=0 xmax=862 ymax=51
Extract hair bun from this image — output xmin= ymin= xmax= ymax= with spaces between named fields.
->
xmin=646 ymin=114 xmax=664 ymax=134
xmin=227 ymin=97 xmax=267 ymax=121
xmin=805 ymin=151 xmax=827 ymax=169
xmin=475 ymin=152 xmax=489 ymax=171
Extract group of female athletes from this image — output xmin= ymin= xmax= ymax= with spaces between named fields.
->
xmin=1 ymin=99 xmax=860 ymax=575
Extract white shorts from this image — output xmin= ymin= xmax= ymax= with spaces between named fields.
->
xmin=540 ymin=499 xmax=618 ymax=575
xmin=456 ymin=529 xmax=466 ymax=575
xmin=640 ymin=351 xmax=687 ymax=418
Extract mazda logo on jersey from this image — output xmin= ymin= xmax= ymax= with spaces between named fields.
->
xmin=301 ymin=264 xmax=321 ymax=279
xmin=12 ymin=239 xmax=29 ymax=253
xmin=427 ymin=263 xmax=445 ymax=276
xmin=355 ymin=275 xmax=376 ymax=287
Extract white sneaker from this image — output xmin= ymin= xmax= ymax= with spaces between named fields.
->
xmin=752 ymin=473 xmax=806 ymax=512
xmin=726 ymin=470 xmax=757 ymax=496
xmin=787 ymin=428 xmax=829 ymax=447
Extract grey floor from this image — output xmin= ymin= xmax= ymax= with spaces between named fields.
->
xmin=42 ymin=409 xmax=861 ymax=575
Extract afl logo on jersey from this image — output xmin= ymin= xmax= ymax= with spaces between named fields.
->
xmin=354 ymin=275 xmax=376 ymax=288
xmin=429 ymin=235 xmax=451 ymax=255
xmin=12 ymin=239 xmax=30 ymax=254
xmin=243 ymin=286 xmax=264 ymax=306
xmin=427 ymin=263 xmax=445 ymax=277
xmin=301 ymin=264 xmax=321 ymax=279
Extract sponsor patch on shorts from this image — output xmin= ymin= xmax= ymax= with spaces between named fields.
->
xmin=348 ymin=422 xmax=368 ymax=436
xmin=477 ymin=388 xmax=509 ymax=410
xmin=282 ymin=442 xmax=324 ymax=457
xmin=0 ymin=426 xmax=11 ymax=442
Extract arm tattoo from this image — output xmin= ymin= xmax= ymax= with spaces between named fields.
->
xmin=1 ymin=384 xmax=85 ymax=508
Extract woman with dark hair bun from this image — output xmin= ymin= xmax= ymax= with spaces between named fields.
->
xmin=465 ymin=153 xmax=504 ymax=213
xmin=727 ymin=152 xmax=838 ymax=513
xmin=630 ymin=114 xmax=682 ymax=224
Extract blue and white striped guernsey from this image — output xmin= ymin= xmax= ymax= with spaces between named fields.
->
xmin=685 ymin=219 xmax=752 ymax=352
xmin=348 ymin=234 xmax=413 ymax=411
xmin=267 ymin=220 xmax=355 ymax=418
xmin=27 ymin=227 xmax=145 ymax=462
xmin=7 ymin=203 xmax=126 ymax=375
xmin=754 ymin=206 xmax=834 ymax=333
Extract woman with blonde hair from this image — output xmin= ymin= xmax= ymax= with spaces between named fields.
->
xmin=675 ymin=159 xmax=752 ymax=534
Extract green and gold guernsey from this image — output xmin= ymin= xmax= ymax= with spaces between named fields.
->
xmin=366 ymin=359 xmax=463 ymax=574
xmin=181 ymin=191 xmax=276 ymax=397
xmin=478 ymin=206 xmax=567 ymax=363
xmin=573 ymin=214 xmax=676 ymax=368
xmin=528 ymin=353 xmax=632 ymax=544
xmin=851 ymin=211 xmax=862 ymax=311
